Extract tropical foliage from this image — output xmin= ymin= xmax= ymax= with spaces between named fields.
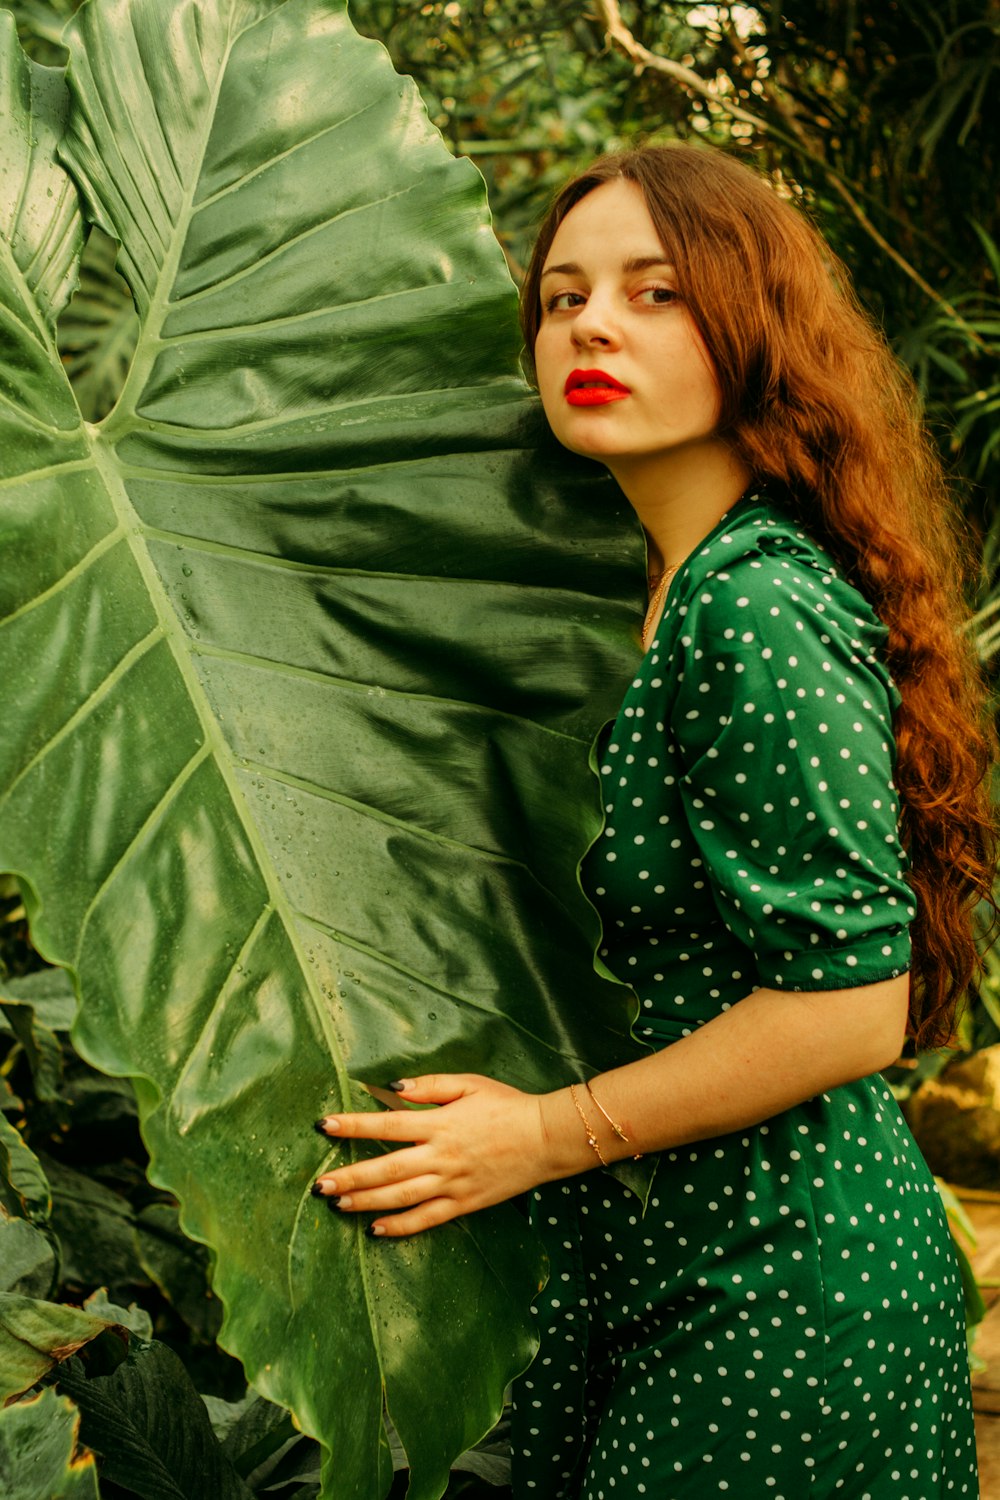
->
xmin=1 ymin=2 xmax=998 ymax=1497
xmin=0 ymin=955 xmax=518 ymax=1496
xmin=0 ymin=0 xmax=649 ymax=1495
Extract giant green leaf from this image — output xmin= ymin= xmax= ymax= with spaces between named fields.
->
xmin=0 ymin=2 xmax=646 ymax=1495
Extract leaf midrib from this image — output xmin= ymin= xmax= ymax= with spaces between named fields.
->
xmin=71 ymin=0 xmax=390 ymax=1421
xmin=83 ymin=17 xmax=354 ymax=1086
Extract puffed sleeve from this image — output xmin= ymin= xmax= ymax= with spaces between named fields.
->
xmin=671 ymin=552 xmax=916 ymax=991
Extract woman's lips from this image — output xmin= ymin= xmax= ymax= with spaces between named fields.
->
xmin=564 ymin=368 xmax=631 ymax=406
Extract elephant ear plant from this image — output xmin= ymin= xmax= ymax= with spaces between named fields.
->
xmin=0 ymin=0 xmax=649 ymax=1494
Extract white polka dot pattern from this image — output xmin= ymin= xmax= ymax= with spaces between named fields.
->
xmin=509 ymin=496 xmax=977 ymax=1497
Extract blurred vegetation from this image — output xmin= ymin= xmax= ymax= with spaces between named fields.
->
xmin=348 ymin=0 xmax=1000 ymax=529
xmin=3 ymin=1 xmax=999 ymax=1492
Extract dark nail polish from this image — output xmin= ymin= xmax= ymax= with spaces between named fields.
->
xmin=387 ymin=1080 xmax=406 ymax=1092
xmin=325 ymin=1195 xmax=342 ymax=1211
xmin=310 ymin=1181 xmax=325 ymax=1198
xmin=365 ymin=1223 xmax=386 ymax=1238
xmin=313 ymin=1118 xmax=329 ymax=1135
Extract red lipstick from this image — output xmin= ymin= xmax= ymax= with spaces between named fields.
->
xmin=564 ymin=368 xmax=631 ymax=406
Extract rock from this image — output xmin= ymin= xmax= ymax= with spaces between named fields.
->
xmin=902 ymin=1045 xmax=1000 ymax=1189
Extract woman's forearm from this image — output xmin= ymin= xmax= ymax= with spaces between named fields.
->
xmin=536 ymin=973 xmax=910 ymax=1180
xmin=308 ymin=974 xmax=910 ymax=1237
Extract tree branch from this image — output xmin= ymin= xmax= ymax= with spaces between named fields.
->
xmin=594 ymin=0 xmax=763 ymax=131
xmin=592 ymin=0 xmax=988 ymax=351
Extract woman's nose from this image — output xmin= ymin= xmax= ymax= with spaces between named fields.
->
xmin=571 ymin=296 xmax=620 ymax=349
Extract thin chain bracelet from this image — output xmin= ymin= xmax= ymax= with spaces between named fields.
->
xmin=569 ymin=1082 xmax=607 ymax=1167
xmin=585 ymin=1078 xmax=644 ymax=1161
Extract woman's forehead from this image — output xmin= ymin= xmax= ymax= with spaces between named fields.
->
xmin=543 ymin=181 xmax=670 ymax=272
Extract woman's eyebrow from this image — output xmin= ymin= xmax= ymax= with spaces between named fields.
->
xmin=540 ymin=255 xmax=675 ymax=278
xmin=623 ymin=256 xmax=674 ymax=273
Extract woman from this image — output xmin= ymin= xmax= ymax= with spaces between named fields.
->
xmin=312 ymin=145 xmax=995 ymax=1496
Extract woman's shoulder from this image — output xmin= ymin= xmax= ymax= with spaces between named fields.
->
xmin=684 ymin=491 xmax=841 ymax=592
xmin=664 ymin=490 xmax=903 ymax=744
xmin=674 ymin=490 xmax=887 ymax=650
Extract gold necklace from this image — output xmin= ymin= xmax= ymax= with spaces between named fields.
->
xmin=641 ymin=564 xmax=679 ymax=650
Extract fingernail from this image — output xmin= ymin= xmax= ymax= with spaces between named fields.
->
xmin=313 ymin=1116 xmax=341 ymax=1133
xmin=310 ymin=1180 xmax=325 ymax=1198
xmin=388 ymin=1080 xmax=412 ymax=1092
xmin=325 ymin=1196 xmax=343 ymax=1212
xmin=313 ymin=1118 xmax=328 ymax=1134
xmin=366 ymin=1223 xmax=386 ymax=1237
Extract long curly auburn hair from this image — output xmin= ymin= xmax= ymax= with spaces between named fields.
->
xmin=520 ymin=143 xmax=997 ymax=1051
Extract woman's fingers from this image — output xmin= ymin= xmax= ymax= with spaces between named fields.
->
xmin=320 ymin=1174 xmax=441 ymax=1214
xmin=369 ymin=1198 xmax=458 ymax=1238
xmin=314 ymin=1143 xmax=430 ymax=1197
xmin=308 ymin=1073 xmax=523 ymax=1237
xmin=314 ymin=1075 xmax=486 ymax=1141
xmin=315 ymin=1106 xmax=432 ymax=1142
xmin=387 ymin=1073 xmax=481 ymax=1104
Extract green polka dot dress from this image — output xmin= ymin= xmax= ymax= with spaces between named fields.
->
xmin=510 ymin=493 xmax=978 ymax=1498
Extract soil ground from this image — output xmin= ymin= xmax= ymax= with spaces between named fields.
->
xmin=964 ymin=1193 xmax=1000 ymax=1498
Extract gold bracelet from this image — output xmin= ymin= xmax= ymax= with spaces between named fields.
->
xmin=585 ymin=1078 xmax=644 ymax=1161
xmin=569 ymin=1083 xmax=607 ymax=1167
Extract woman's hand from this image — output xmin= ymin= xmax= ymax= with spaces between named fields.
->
xmin=312 ymin=1074 xmax=554 ymax=1238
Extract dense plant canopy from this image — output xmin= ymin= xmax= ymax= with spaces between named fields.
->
xmin=1 ymin=3 xmax=998 ymax=1497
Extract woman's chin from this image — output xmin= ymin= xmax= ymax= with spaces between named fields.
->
xmin=546 ymin=423 xmax=629 ymax=465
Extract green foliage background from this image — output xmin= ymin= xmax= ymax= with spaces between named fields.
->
xmin=351 ymin=1 xmax=1000 ymax=513
xmin=2 ymin=2 xmax=999 ymax=1497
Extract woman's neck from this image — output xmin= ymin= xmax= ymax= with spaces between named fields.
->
xmin=608 ymin=442 xmax=752 ymax=578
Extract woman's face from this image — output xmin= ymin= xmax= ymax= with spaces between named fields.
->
xmin=533 ymin=179 xmax=722 ymax=480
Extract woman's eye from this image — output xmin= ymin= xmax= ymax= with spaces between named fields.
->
xmin=544 ymin=290 xmax=586 ymax=313
xmin=636 ymin=286 xmax=678 ymax=305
